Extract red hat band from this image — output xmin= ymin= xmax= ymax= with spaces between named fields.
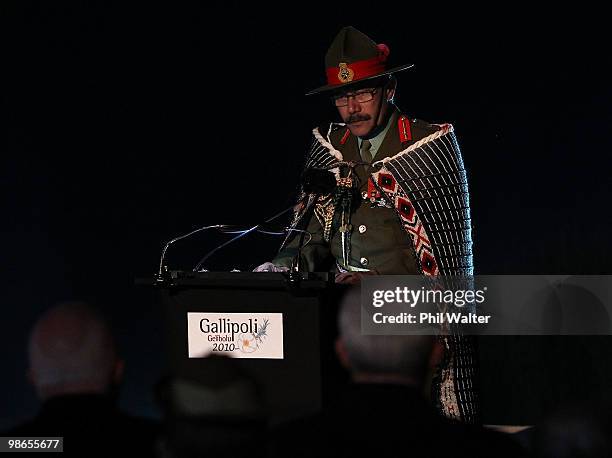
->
xmin=325 ymin=43 xmax=390 ymax=87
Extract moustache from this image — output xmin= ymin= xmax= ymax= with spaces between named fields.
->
xmin=347 ymin=115 xmax=371 ymax=124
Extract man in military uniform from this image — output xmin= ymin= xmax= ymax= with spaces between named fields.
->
xmin=256 ymin=26 xmax=478 ymax=424
xmin=258 ymin=27 xmax=469 ymax=282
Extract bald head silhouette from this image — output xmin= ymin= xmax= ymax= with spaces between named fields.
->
xmin=28 ymin=302 xmax=123 ymax=400
xmin=335 ymin=286 xmax=442 ymax=387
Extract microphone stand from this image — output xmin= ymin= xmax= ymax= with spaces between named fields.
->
xmin=192 ymin=205 xmax=294 ymax=273
xmin=290 ymin=197 xmax=319 ymax=274
xmin=156 ymin=224 xmax=225 ymax=285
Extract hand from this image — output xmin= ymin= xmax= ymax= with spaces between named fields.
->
xmin=253 ymin=262 xmax=289 ymax=273
xmin=335 ymin=270 xmax=379 ymax=285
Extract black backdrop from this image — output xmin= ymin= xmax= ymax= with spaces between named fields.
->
xmin=2 ymin=2 xmax=611 ymax=427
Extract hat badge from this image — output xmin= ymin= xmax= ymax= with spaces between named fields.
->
xmin=337 ymin=62 xmax=354 ymax=83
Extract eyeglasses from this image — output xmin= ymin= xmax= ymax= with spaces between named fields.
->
xmin=332 ymin=88 xmax=379 ymax=107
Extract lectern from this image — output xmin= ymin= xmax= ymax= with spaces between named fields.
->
xmin=142 ymin=270 xmax=342 ymax=424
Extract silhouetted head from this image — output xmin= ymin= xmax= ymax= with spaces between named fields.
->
xmin=28 ymin=302 xmax=123 ymax=400
xmin=335 ymin=286 xmax=441 ymax=387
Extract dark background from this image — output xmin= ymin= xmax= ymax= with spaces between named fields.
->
xmin=2 ymin=2 xmax=610 ymax=428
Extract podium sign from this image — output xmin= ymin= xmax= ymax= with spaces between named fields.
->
xmin=187 ymin=312 xmax=284 ymax=359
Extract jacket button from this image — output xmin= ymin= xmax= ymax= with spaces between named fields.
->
xmin=358 ymin=224 xmax=367 ymax=234
xmin=361 ymin=191 xmax=368 ymax=200
xmin=360 ymin=257 xmax=369 ymax=266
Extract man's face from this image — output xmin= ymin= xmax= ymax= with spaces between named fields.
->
xmin=334 ymin=82 xmax=394 ymax=138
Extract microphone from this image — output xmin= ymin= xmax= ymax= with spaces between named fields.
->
xmin=291 ymin=168 xmax=338 ymax=272
xmin=192 ymin=168 xmax=336 ymax=272
xmin=186 ymin=168 xmax=337 ymax=274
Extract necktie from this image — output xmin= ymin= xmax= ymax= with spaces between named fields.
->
xmin=360 ymin=139 xmax=372 ymax=163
